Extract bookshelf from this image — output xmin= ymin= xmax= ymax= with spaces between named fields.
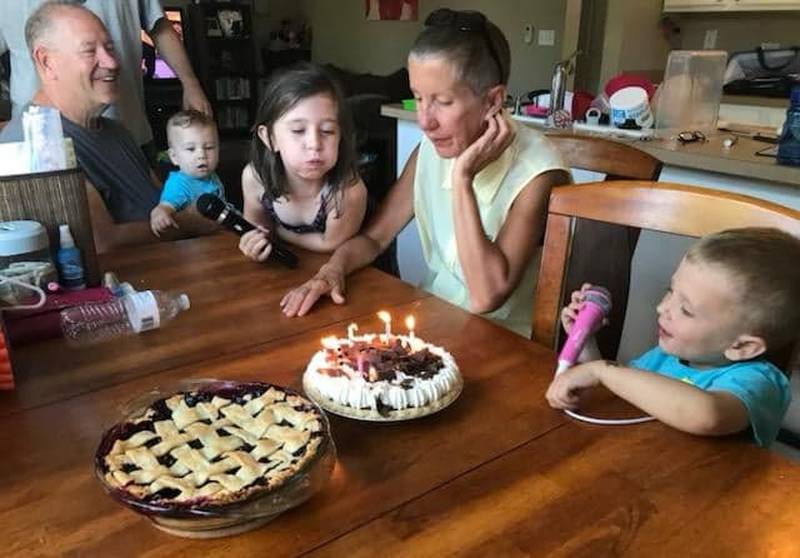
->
xmin=188 ymin=2 xmax=257 ymax=136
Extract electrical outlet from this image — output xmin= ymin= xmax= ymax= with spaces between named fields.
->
xmin=538 ymin=29 xmax=555 ymax=47
xmin=524 ymin=24 xmax=534 ymax=45
xmin=703 ymin=29 xmax=717 ymax=49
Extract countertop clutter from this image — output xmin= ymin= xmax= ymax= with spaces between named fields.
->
xmin=380 ymin=104 xmax=800 ymax=188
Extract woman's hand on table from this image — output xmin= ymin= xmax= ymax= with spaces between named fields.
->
xmin=281 ymin=263 xmax=346 ymax=317
xmin=452 ymin=109 xmax=515 ymax=183
xmin=545 ymin=361 xmax=602 ymax=410
xmin=239 ymin=227 xmax=273 ymax=262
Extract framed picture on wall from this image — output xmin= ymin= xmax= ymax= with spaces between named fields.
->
xmin=365 ymin=0 xmax=418 ymax=21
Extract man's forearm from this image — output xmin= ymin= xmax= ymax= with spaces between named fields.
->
xmin=94 ymin=221 xmax=156 ymax=254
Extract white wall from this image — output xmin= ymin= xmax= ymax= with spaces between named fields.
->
xmin=303 ymin=0 xmax=569 ymax=98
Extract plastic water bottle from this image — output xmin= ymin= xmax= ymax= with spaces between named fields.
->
xmin=60 ymin=290 xmax=190 ymax=346
xmin=777 ymin=85 xmax=800 ymax=166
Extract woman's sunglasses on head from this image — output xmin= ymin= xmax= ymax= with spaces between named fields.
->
xmin=424 ymin=8 xmax=504 ymax=84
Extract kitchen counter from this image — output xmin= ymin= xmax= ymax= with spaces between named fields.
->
xmin=380 ymin=103 xmax=800 ymax=188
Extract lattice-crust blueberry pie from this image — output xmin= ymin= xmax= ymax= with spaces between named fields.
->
xmin=97 ymin=383 xmax=327 ymax=508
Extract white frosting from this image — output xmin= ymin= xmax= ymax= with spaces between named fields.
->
xmin=303 ymin=334 xmax=461 ymax=411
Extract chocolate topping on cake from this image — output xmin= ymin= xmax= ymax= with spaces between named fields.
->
xmin=324 ymin=338 xmax=444 ymax=382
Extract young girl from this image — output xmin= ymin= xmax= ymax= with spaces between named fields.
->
xmin=239 ymin=62 xmax=367 ymax=261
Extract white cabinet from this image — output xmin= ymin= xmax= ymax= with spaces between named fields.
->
xmin=664 ymin=0 xmax=726 ymax=11
xmin=734 ymin=0 xmax=800 ymax=7
xmin=664 ymin=0 xmax=800 ymax=11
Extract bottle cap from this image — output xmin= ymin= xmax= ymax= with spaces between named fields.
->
xmin=59 ymin=224 xmax=75 ymax=248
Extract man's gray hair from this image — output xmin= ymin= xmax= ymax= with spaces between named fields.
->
xmin=25 ymin=0 xmax=87 ymax=53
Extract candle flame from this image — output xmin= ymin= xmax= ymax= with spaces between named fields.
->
xmin=377 ymin=311 xmax=391 ymax=324
xmin=406 ymin=315 xmax=415 ymax=330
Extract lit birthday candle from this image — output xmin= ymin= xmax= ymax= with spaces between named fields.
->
xmin=347 ymin=322 xmax=359 ymax=342
xmin=377 ymin=311 xmax=391 ymax=343
xmin=405 ymin=315 xmax=416 ymax=346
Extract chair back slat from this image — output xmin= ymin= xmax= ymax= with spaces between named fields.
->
xmin=549 ymin=182 xmax=800 ymax=237
xmin=548 ymin=134 xmax=663 ymax=180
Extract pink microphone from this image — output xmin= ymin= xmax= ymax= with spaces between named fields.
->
xmin=555 ymin=286 xmax=611 ymax=375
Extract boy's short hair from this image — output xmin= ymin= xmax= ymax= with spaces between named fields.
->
xmin=166 ymin=110 xmax=216 ymax=145
xmin=686 ymin=227 xmax=800 ymax=350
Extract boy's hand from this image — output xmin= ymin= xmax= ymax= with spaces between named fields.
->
xmin=561 ymin=282 xmax=608 ymax=334
xmin=239 ymin=227 xmax=273 ymax=262
xmin=545 ymin=361 xmax=602 ymax=410
xmin=150 ymin=205 xmax=178 ymax=236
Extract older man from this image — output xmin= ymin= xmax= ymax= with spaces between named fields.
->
xmin=0 ymin=0 xmax=211 ymax=151
xmin=0 ymin=2 xmax=214 ymax=253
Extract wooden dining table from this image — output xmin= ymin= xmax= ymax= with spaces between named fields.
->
xmin=2 ymin=234 xmax=799 ymax=557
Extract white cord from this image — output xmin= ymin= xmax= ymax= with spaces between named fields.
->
xmin=0 ymin=276 xmax=47 ymax=310
xmin=555 ymin=360 xmax=655 ymax=426
xmin=564 ymin=408 xmax=655 ymax=425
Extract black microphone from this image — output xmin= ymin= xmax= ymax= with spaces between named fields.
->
xmin=196 ymin=194 xmax=299 ymax=268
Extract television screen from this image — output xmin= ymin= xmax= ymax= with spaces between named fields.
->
xmin=141 ymin=8 xmax=184 ymax=80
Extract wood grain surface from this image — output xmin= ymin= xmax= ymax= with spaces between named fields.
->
xmin=1 ymin=296 xmax=561 ymax=557
xmin=2 ymin=235 xmax=798 ymax=557
xmin=3 ymin=234 xmax=427 ymax=416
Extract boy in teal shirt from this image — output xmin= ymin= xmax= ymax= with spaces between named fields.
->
xmin=546 ymin=228 xmax=799 ymax=447
xmin=150 ymin=110 xmax=224 ymax=235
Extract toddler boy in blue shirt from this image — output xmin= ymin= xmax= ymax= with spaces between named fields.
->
xmin=546 ymin=227 xmax=800 ymax=447
xmin=150 ymin=110 xmax=225 ymax=235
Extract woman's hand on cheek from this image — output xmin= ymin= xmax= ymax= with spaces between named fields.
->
xmin=452 ymin=110 xmax=515 ymax=183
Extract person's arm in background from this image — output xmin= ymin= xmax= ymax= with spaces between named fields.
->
xmin=148 ymin=17 xmax=212 ymax=115
xmin=277 ymin=179 xmax=368 ymax=253
xmin=279 ymin=147 xmax=419 ymax=317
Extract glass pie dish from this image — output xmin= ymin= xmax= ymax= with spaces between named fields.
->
xmin=94 ymin=379 xmax=335 ymax=538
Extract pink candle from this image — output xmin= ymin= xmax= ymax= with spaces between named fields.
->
xmin=356 ymin=353 xmax=366 ymax=376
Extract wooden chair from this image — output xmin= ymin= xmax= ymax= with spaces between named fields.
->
xmin=546 ymin=134 xmax=663 ymax=358
xmin=547 ymin=134 xmax=662 ymax=181
xmin=532 ymin=180 xmax=800 ymax=375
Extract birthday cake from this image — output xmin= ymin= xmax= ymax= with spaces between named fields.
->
xmin=302 ymin=321 xmax=462 ymax=421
